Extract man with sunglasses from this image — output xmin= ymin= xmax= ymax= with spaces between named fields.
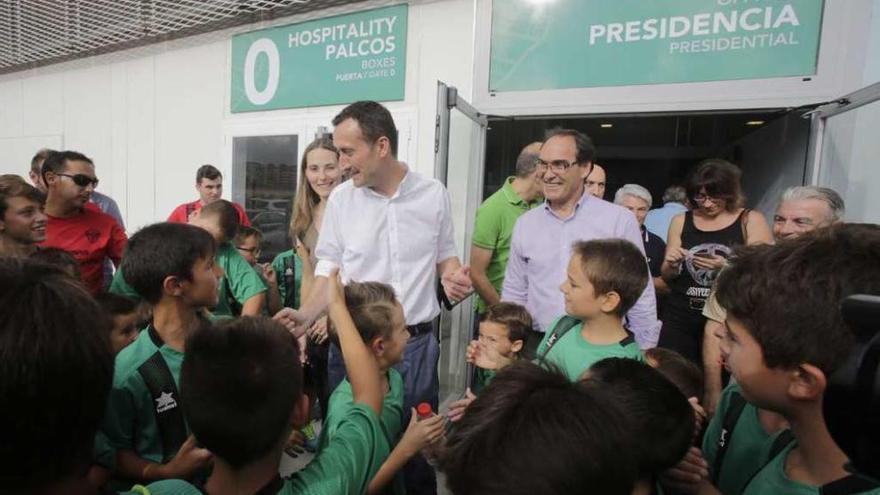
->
xmin=40 ymin=150 xmax=127 ymax=294
xmin=502 ymin=129 xmax=661 ymax=356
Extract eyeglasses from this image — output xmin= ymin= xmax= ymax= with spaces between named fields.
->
xmin=693 ymin=193 xmax=721 ymax=204
xmin=536 ymin=159 xmax=579 ymax=174
xmin=56 ymin=173 xmax=99 ymax=188
xmin=236 ymin=246 xmax=262 ymax=256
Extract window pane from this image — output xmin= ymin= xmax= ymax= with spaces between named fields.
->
xmin=232 ymin=135 xmax=298 ymax=262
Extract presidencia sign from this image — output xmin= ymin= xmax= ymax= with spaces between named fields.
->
xmin=231 ymin=5 xmax=407 ymax=112
xmin=489 ymin=0 xmax=824 ymax=92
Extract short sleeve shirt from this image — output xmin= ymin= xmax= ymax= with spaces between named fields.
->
xmin=167 ymin=200 xmax=251 ymax=227
xmin=471 ymin=177 xmax=541 ymax=313
xmin=213 ymin=243 xmax=267 ymax=317
xmin=41 ymin=208 xmax=128 ymax=294
xmin=535 ymin=317 xmax=644 ymax=381
xmin=100 ymin=326 xmax=187 ymax=465
xmin=271 ymin=249 xmax=305 ymax=309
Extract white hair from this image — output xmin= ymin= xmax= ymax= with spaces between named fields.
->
xmin=614 ymin=184 xmax=652 ymax=207
xmin=780 ymin=186 xmax=845 ymax=223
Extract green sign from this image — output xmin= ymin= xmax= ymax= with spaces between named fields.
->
xmin=231 ymin=5 xmax=407 ymax=112
xmin=490 ymin=0 xmax=823 ymax=92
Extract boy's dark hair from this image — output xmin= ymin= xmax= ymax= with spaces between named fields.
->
xmin=200 ymin=199 xmax=240 ymax=242
xmin=41 ymin=150 xmax=93 ymax=185
xmin=235 ymin=225 xmax=263 ymax=245
xmin=332 ymin=101 xmax=399 ymax=156
xmin=0 ymin=258 xmax=113 ymax=492
xmin=543 ymin=128 xmax=597 ymax=165
xmin=30 ymin=148 xmax=55 ymax=174
xmin=685 ymin=159 xmax=744 ymax=211
xmin=585 ymin=358 xmax=694 ymax=478
xmin=645 ymin=347 xmax=704 ymax=400
xmin=30 ymin=247 xmax=81 ymax=279
xmin=440 ymin=361 xmax=636 ymax=495
xmin=572 ymin=239 xmax=648 ymax=317
xmin=121 ymin=223 xmax=216 ymax=304
xmin=95 ymin=292 xmax=139 ymax=318
xmin=330 ymin=281 xmax=399 ymax=346
xmin=196 ymin=164 xmax=222 ymax=184
xmin=716 ymin=223 xmax=880 ymax=374
xmin=0 ymin=174 xmax=44 ymax=217
xmin=181 ymin=317 xmax=302 ymax=469
xmin=481 ymin=302 xmax=532 ymax=344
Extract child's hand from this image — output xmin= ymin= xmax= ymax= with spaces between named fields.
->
xmin=398 ymin=408 xmax=446 ymax=457
xmin=161 ymin=435 xmax=212 ymax=479
xmin=327 ymin=268 xmax=345 ymax=309
xmin=260 ymin=263 xmax=278 ymax=286
xmin=689 ymin=397 xmax=707 ymax=440
xmin=447 ymin=388 xmax=476 ymax=423
xmin=466 ymin=340 xmax=479 ymax=364
xmin=659 ymin=446 xmax=709 ymax=494
xmin=469 ymin=341 xmax=512 ymax=370
xmin=273 ymin=308 xmax=308 ymax=339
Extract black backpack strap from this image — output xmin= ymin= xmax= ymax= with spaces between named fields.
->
xmin=767 ymin=429 xmax=795 ymax=461
xmin=821 ymin=474 xmax=880 ymax=495
xmin=137 ymin=351 xmax=188 ymax=462
xmin=283 ymin=255 xmax=296 ymax=309
xmin=711 ymin=391 xmax=748 ymax=485
xmin=539 ymin=315 xmax=582 ymax=361
xmin=223 ymin=274 xmax=242 ymax=316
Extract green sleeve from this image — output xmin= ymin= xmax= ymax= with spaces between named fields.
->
xmin=271 ymin=251 xmax=304 ymax=309
xmin=471 ymin=202 xmax=501 ymax=250
xmin=101 ymin=376 xmax=139 ymax=452
xmin=285 ymin=404 xmax=389 ymax=495
xmin=702 ymin=383 xmax=738 ymax=471
xmin=226 ymin=250 xmax=267 ymax=304
xmin=110 ymin=268 xmax=142 ymax=301
xmin=93 ymin=430 xmax=116 ymax=469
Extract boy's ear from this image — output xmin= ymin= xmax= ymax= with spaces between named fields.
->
xmin=290 ymin=394 xmax=310 ymax=429
xmin=600 ymin=291 xmax=622 ymax=314
xmin=510 ymin=339 xmax=524 ymax=354
xmin=371 ymin=336 xmax=385 ymax=358
xmin=787 ymin=363 xmax=827 ymax=402
xmin=162 ymin=275 xmax=185 ymax=297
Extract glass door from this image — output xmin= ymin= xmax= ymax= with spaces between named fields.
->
xmin=434 ymin=82 xmax=489 ymax=408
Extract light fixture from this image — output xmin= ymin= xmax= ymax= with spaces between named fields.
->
xmin=746 ymin=120 xmax=765 ymax=126
xmin=600 ymin=123 xmax=613 ymax=128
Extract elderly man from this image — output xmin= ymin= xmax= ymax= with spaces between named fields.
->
xmin=645 ymin=185 xmax=688 ymax=243
xmin=585 ymin=163 xmax=607 ymax=199
xmin=502 ymin=129 xmax=660 ymax=355
xmin=701 ymin=185 xmax=846 ymax=413
xmin=614 ymin=184 xmax=668 ymax=295
xmin=470 ymin=141 xmax=544 ymax=315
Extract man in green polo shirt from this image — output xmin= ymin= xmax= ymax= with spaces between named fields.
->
xmin=470 ymin=142 xmax=544 ymax=317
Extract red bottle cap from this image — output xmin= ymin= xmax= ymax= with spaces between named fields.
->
xmin=416 ymin=402 xmax=433 ymax=419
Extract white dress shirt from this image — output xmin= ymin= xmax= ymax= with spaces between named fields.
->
xmin=315 ymin=167 xmax=458 ymax=325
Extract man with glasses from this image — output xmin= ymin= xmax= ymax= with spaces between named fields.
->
xmin=502 ymin=129 xmax=661 ymax=356
xmin=40 ymin=150 xmax=127 ymax=294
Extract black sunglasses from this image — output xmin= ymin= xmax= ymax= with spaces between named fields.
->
xmin=56 ymin=173 xmax=99 ymax=188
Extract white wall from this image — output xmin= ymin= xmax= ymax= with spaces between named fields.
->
xmin=865 ymin=0 xmax=880 ymax=86
xmin=0 ymin=0 xmax=476 ymax=232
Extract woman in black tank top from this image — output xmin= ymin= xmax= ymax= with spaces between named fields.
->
xmin=658 ymin=160 xmax=772 ymax=365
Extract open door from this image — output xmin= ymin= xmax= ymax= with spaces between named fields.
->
xmin=806 ymin=81 xmax=880 ymax=223
xmin=433 ymin=82 xmax=488 ymax=408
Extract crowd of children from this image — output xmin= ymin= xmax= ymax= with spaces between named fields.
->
xmin=3 ymin=144 xmax=880 ymax=495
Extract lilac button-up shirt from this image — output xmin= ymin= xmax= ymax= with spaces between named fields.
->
xmin=501 ymin=191 xmax=661 ymax=348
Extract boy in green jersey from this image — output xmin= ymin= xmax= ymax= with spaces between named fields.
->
xmin=700 ymin=224 xmax=880 ymax=495
xmin=0 ymin=258 xmax=115 ymax=495
xmin=140 ymin=270 xmax=390 ymax=495
xmin=101 ymin=223 xmax=220 ymax=484
xmin=536 ymin=238 xmax=646 ymax=381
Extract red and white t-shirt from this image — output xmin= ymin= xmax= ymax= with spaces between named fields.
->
xmin=167 ymin=200 xmax=251 ymax=226
xmin=42 ymin=209 xmax=128 ymax=294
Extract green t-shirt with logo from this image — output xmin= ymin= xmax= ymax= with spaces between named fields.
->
xmin=702 ymin=382 xmax=780 ymax=495
xmin=535 ymin=316 xmax=643 ymax=382
xmin=742 ymin=441 xmax=880 ymax=495
xmin=271 ymin=249 xmax=304 ymax=309
xmin=141 ymin=403 xmax=388 ymax=495
xmin=471 ymin=177 xmax=541 ymax=313
xmin=110 ymin=243 xmax=266 ymax=317
xmin=318 ymin=369 xmax=405 ymax=494
xmin=100 ymin=325 xmax=187 ymax=466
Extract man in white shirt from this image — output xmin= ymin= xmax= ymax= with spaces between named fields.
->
xmin=279 ymin=100 xmax=471 ymax=492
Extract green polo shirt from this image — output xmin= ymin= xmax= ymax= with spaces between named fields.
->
xmin=536 ymin=316 xmax=643 ymax=382
xmin=271 ymin=249 xmax=304 ymax=309
xmin=141 ymin=403 xmax=387 ymax=495
xmin=471 ymin=177 xmax=541 ymax=313
xmin=100 ymin=325 xmax=187 ymax=466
